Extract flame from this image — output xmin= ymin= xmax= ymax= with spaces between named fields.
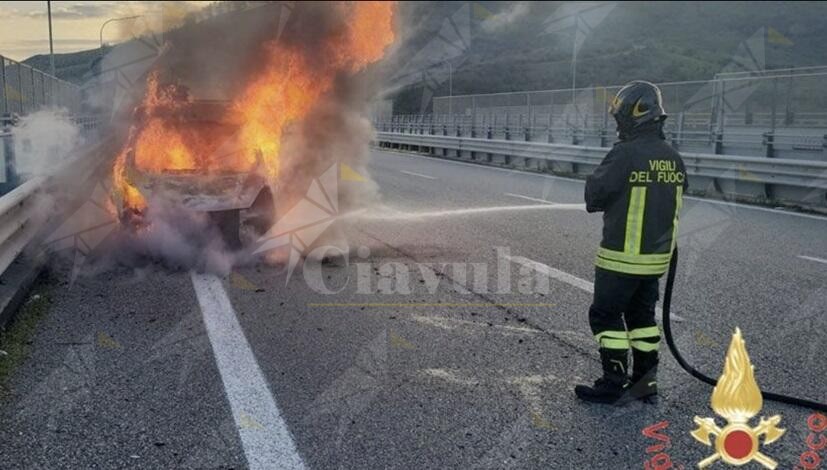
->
xmin=112 ymin=1 xmax=396 ymax=214
xmin=113 ymin=151 xmax=146 ymax=210
xmin=233 ymin=1 xmax=396 ymax=179
xmin=710 ymin=328 xmax=763 ymax=423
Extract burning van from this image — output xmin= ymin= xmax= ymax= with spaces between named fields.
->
xmin=112 ymin=77 xmax=276 ymax=248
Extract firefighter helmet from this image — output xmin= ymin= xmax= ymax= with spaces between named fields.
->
xmin=609 ymin=81 xmax=666 ymax=134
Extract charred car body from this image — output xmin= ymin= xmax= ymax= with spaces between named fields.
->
xmin=113 ymin=98 xmax=276 ymax=248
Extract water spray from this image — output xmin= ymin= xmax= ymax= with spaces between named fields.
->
xmin=346 ymin=203 xmax=586 ymax=221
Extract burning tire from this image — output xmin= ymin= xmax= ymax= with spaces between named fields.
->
xmin=210 ymin=188 xmax=276 ymax=250
xmin=239 ymin=187 xmax=276 ymax=247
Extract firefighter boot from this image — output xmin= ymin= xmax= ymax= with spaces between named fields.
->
xmin=574 ymin=349 xmax=629 ymax=404
xmin=627 ymin=349 xmax=658 ymax=402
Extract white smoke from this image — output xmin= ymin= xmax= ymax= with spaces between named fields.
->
xmin=11 ymin=110 xmax=83 ymax=177
xmin=62 ymin=3 xmax=393 ymax=280
xmin=481 ymin=2 xmax=531 ymax=33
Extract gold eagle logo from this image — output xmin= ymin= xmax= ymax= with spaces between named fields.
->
xmin=691 ymin=328 xmax=785 ymax=468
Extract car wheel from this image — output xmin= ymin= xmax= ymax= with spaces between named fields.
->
xmin=210 ymin=209 xmax=241 ymax=249
xmin=239 ymin=188 xmax=275 ymax=246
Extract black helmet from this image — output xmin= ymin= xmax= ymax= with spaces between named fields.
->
xmin=609 ymin=80 xmax=666 ymax=135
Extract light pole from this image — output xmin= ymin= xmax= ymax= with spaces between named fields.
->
xmin=47 ymin=1 xmax=55 ymax=76
xmin=446 ymin=60 xmax=453 ymax=118
xmin=570 ymin=13 xmax=580 ymax=127
xmin=99 ymin=16 xmax=141 ymax=51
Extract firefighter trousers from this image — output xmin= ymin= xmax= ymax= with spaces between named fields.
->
xmin=588 ymin=267 xmax=661 ymax=378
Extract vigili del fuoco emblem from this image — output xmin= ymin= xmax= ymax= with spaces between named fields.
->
xmin=691 ymin=328 xmax=785 ymax=468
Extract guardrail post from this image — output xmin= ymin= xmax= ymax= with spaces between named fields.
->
xmin=669 ymin=130 xmax=678 ymax=149
xmin=547 ymin=112 xmax=553 ymax=143
xmin=441 ymin=117 xmax=448 ymax=157
xmin=823 ymin=134 xmax=827 ymax=159
xmin=676 ymin=111 xmax=685 ymax=148
xmin=504 ymin=113 xmax=510 ymax=141
xmin=713 ymin=131 xmax=723 ymax=154
xmin=763 ymin=132 xmax=774 ymax=158
xmin=522 ymin=114 xmax=530 ymax=142
xmin=486 ymin=125 xmax=493 ymax=162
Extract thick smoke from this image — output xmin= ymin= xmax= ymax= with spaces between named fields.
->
xmin=12 ymin=110 xmax=83 ymax=177
xmin=77 ymin=2 xmax=396 ymax=277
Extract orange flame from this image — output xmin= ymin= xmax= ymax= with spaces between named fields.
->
xmin=112 ymin=1 xmax=396 ymax=214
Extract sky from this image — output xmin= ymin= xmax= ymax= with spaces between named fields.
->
xmin=0 ymin=1 xmax=214 ymax=61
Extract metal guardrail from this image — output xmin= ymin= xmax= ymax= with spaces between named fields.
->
xmin=0 ymin=129 xmax=108 ymax=280
xmin=378 ymin=116 xmax=827 ymax=161
xmin=375 ymin=131 xmax=827 ymax=210
xmin=0 ymin=175 xmax=47 ymax=276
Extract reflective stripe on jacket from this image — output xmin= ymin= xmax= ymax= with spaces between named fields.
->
xmin=584 ymin=132 xmax=687 ymax=277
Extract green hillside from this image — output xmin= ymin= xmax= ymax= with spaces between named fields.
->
xmin=388 ymin=1 xmax=826 ymax=113
xmin=23 ymin=47 xmax=110 ymax=85
xmin=21 ymin=1 xmax=826 ymax=112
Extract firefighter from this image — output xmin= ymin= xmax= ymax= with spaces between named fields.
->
xmin=574 ymin=81 xmax=687 ymax=405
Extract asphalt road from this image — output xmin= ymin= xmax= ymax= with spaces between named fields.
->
xmin=1 ymin=148 xmax=825 ymax=469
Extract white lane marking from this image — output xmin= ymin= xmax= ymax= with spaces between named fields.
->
xmin=504 ymin=192 xmax=586 ymax=209
xmin=683 ymin=197 xmax=827 ymax=222
xmin=505 ymin=255 xmax=595 ymax=293
xmin=376 ymin=149 xmax=827 ymax=222
xmin=799 ymin=255 xmax=827 ymax=265
xmin=380 ymin=149 xmax=574 ymax=181
xmin=191 ymin=273 xmax=305 ymax=470
xmin=400 ymin=170 xmax=438 ymax=180
xmin=503 ymin=254 xmax=685 ymax=322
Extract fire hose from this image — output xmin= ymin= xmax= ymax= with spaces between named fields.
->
xmin=661 ymin=247 xmax=827 ymax=412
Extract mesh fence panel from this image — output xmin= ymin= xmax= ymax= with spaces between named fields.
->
xmin=0 ymin=54 xmax=82 ymax=116
xmin=4 ymin=61 xmax=22 ymax=114
xmin=431 ymin=71 xmax=827 ymax=132
xmin=0 ymin=58 xmax=6 ymax=114
xmin=20 ymin=65 xmax=33 ymax=114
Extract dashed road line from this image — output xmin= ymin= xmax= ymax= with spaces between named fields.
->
xmin=503 ymin=254 xmax=685 ymax=322
xmin=400 ymin=170 xmax=438 ymax=180
xmin=191 ymin=273 xmax=305 ymax=470
xmin=377 ymin=149 xmax=827 ymax=222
